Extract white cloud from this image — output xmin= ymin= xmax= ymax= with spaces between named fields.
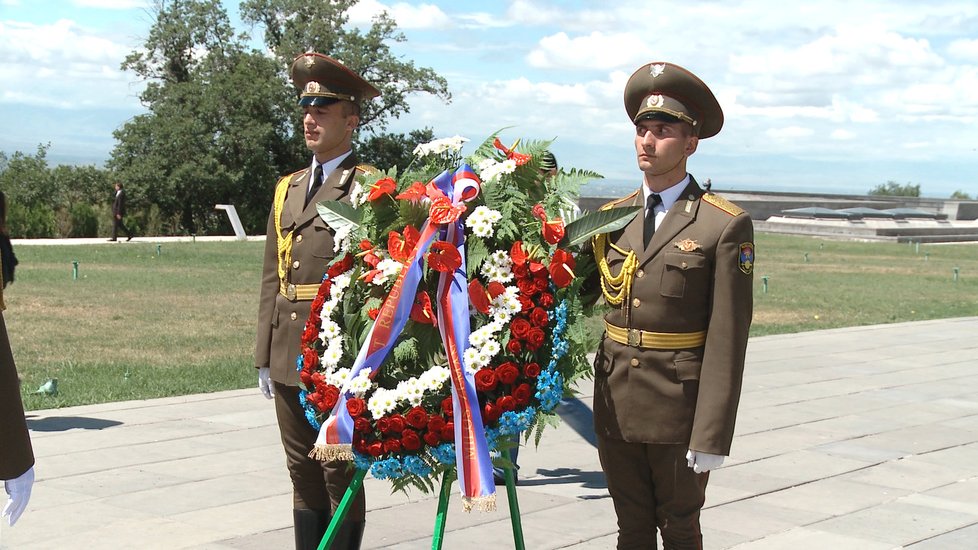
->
xmin=0 ymin=19 xmax=140 ymax=109
xmin=947 ymin=38 xmax=978 ymax=61
xmin=830 ymin=129 xmax=856 ymax=140
xmin=70 ymin=0 xmax=147 ymax=8
xmin=526 ymin=31 xmax=650 ymax=70
xmin=766 ymin=126 xmax=814 ymax=139
xmin=346 ymin=0 xmax=451 ymax=30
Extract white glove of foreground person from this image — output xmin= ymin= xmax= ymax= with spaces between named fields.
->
xmin=3 ymin=466 xmax=34 ymax=526
xmin=258 ymin=367 xmax=274 ymax=399
xmin=686 ymin=450 xmax=724 ymax=473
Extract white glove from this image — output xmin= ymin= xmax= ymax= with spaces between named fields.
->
xmin=3 ymin=466 xmax=34 ymax=526
xmin=686 ymin=449 xmax=724 ymax=473
xmin=258 ymin=367 xmax=274 ymax=399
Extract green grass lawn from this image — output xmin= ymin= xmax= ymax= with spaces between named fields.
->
xmin=8 ymin=235 xmax=978 ymax=410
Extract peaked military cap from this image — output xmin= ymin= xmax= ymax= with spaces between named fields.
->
xmin=624 ymin=62 xmax=723 ymax=139
xmin=290 ymin=52 xmax=381 ymax=106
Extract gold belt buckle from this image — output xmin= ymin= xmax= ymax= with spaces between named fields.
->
xmin=627 ymin=328 xmax=642 ymax=347
xmin=286 ymin=283 xmax=297 ymax=301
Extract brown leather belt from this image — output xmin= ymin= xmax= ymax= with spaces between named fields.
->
xmin=279 ymin=281 xmax=321 ymax=301
xmin=604 ymin=320 xmax=707 ymax=349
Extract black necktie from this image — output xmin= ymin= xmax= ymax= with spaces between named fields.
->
xmin=643 ymin=193 xmax=662 ymax=247
xmin=305 ymin=164 xmax=324 ymax=207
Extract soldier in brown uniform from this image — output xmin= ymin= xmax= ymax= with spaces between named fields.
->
xmin=1 ymin=274 xmax=35 ymax=527
xmin=590 ymin=62 xmax=754 ymax=549
xmin=255 ymin=52 xmax=379 ymax=550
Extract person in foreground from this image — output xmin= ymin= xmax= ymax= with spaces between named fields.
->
xmin=589 ymin=61 xmax=754 ymax=549
xmin=1 ymin=265 xmax=35 ymax=527
xmin=255 ymin=52 xmax=379 ymax=550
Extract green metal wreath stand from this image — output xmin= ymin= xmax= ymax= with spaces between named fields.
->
xmin=318 ymin=466 xmax=525 ymax=550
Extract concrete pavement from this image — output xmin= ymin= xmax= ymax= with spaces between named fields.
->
xmin=2 ymin=317 xmax=977 ymax=549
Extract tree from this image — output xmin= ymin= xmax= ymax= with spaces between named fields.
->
xmin=355 ymin=127 xmax=435 ymax=173
xmin=950 ymin=190 xmax=973 ymax=200
xmin=240 ymin=0 xmax=451 ymax=131
xmin=108 ymin=0 xmax=299 ymax=234
xmin=868 ymin=181 xmax=920 ymax=197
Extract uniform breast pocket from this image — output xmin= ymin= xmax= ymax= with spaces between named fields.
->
xmin=660 ymin=252 xmax=707 ymax=298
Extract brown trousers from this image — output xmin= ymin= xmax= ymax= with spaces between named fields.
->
xmin=597 ymin=434 xmax=708 ymax=550
xmin=274 ymin=382 xmax=365 ymax=517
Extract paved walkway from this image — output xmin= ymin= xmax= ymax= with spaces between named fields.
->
xmin=2 ymin=317 xmax=977 ymax=549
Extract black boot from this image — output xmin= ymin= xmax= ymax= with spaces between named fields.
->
xmin=330 ymin=521 xmax=365 ymax=550
xmin=293 ymin=509 xmax=330 ymax=550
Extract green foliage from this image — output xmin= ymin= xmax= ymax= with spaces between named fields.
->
xmin=950 ymin=190 xmax=972 ymax=200
xmin=7 ymin=203 xmax=56 ymax=238
xmin=66 ymin=202 xmax=101 ymax=238
xmin=240 ymin=0 xmax=451 ymax=131
xmin=869 ymin=180 xmax=921 ymax=197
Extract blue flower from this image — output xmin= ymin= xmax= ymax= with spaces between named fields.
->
xmin=403 ymin=455 xmax=433 ymax=477
xmin=370 ymin=457 xmax=404 ymax=480
xmin=430 ymin=443 xmax=456 ymax=465
xmin=352 ymin=452 xmax=372 ymax=471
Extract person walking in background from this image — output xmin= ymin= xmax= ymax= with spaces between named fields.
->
xmin=588 ymin=62 xmax=754 ymax=549
xmin=0 ymin=192 xmax=18 ymax=289
xmin=255 ymin=52 xmax=379 ymax=550
xmin=109 ymin=182 xmax=133 ymax=242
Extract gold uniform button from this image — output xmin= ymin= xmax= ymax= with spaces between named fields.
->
xmin=630 ymin=358 xmax=640 ymax=367
xmin=632 ymin=298 xmax=641 ymax=308
xmin=295 ymin=234 xmax=303 ymax=243
xmin=292 ymin=260 xmax=300 ymax=269
xmin=290 ymin=312 xmax=297 ymax=321
xmin=636 ymin=269 xmax=645 ymax=278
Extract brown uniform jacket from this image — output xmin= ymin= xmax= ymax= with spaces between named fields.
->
xmin=591 ymin=176 xmax=753 ymax=456
xmin=255 ymin=154 xmax=359 ymax=385
xmin=1 ymin=311 xmax=34 ymax=480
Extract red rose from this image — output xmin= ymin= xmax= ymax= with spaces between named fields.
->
xmin=510 ymin=318 xmax=532 ymax=340
xmin=526 ymin=328 xmax=546 ymax=351
xmin=530 ymin=307 xmax=549 ymax=328
xmin=376 ymin=417 xmax=391 ymax=434
xmin=388 ymin=414 xmax=406 ymax=433
xmin=311 ymin=372 xmax=326 ymax=389
xmin=519 ymin=295 xmax=534 ymax=313
xmin=532 ymin=276 xmax=548 ymax=294
xmin=441 ymin=422 xmax=455 ymax=442
xmin=310 ymin=293 xmax=326 ymax=316
xmin=368 ymin=308 xmax=380 ymax=320
xmin=513 ymin=383 xmax=532 ymax=406
xmin=423 ymin=431 xmax=441 ymax=446
xmin=524 ymin=362 xmax=541 ymax=378
xmin=353 ymin=417 xmax=371 ymax=434
xmin=346 ymin=397 xmax=367 ymax=418
xmin=487 ymin=282 xmax=507 ymax=299
xmin=401 ymin=429 xmax=422 ymax=451
xmin=482 ymin=402 xmax=501 ymax=424
xmin=353 ymin=438 xmax=368 ymax=454
xmin=475 ymin=368 xmax=498 ymax=392
xmin=506 ymin=338 xmax=522 ymax=355
xmin=383 ymin=438 xmax=402 ymax=453
xmin=497 ymin=395 xmax=517 ymax=412
xmin=513 ymin=262 xmax=529 ymax=278
xmin=406 ymin=406 xmax=429 ymax=429
xmin=368 ymin=441 xmax=384 ymax=457
xmin=326 ymin=253 xmax=353 ymax=279
xmin=441 ymin=397 xmax=454 ymax=417
xmin=428 ymin=415 xmax=447 ymax=433
xmin=302 ymin=348 xmax=319 ymax=368
xmin=517 ymin=278 xmax=536 ymax=297
xmin=301 ymin=323 xmax=317 ymax=344
xmin=537 ymin=292 xmax=554 ymax=308
xmin=322 ymin=385 xmax=340 ymax=409
xmin=495 ymin=362 xmax=520 ymax=385
xmin=299 ymin=369 xmax=313 ymax=388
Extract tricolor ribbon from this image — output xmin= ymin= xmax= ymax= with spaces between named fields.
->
xmin=310 ymin=164 xmax=496 ymax=511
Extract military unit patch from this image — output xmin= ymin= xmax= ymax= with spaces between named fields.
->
xmin=739 ymin=242 xmax=754 ymax=274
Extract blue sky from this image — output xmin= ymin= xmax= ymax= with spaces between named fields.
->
xmin=2 ymin=0 xmax=978 ymax=198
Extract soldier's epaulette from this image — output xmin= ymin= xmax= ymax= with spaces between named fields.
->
xmin=599 ymin=190 xmax=641 ymax=211
xmin=702 ymin=193 xmax=744 ymax=216
xmin=355 ymin=164 xmax=380 ymax=175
